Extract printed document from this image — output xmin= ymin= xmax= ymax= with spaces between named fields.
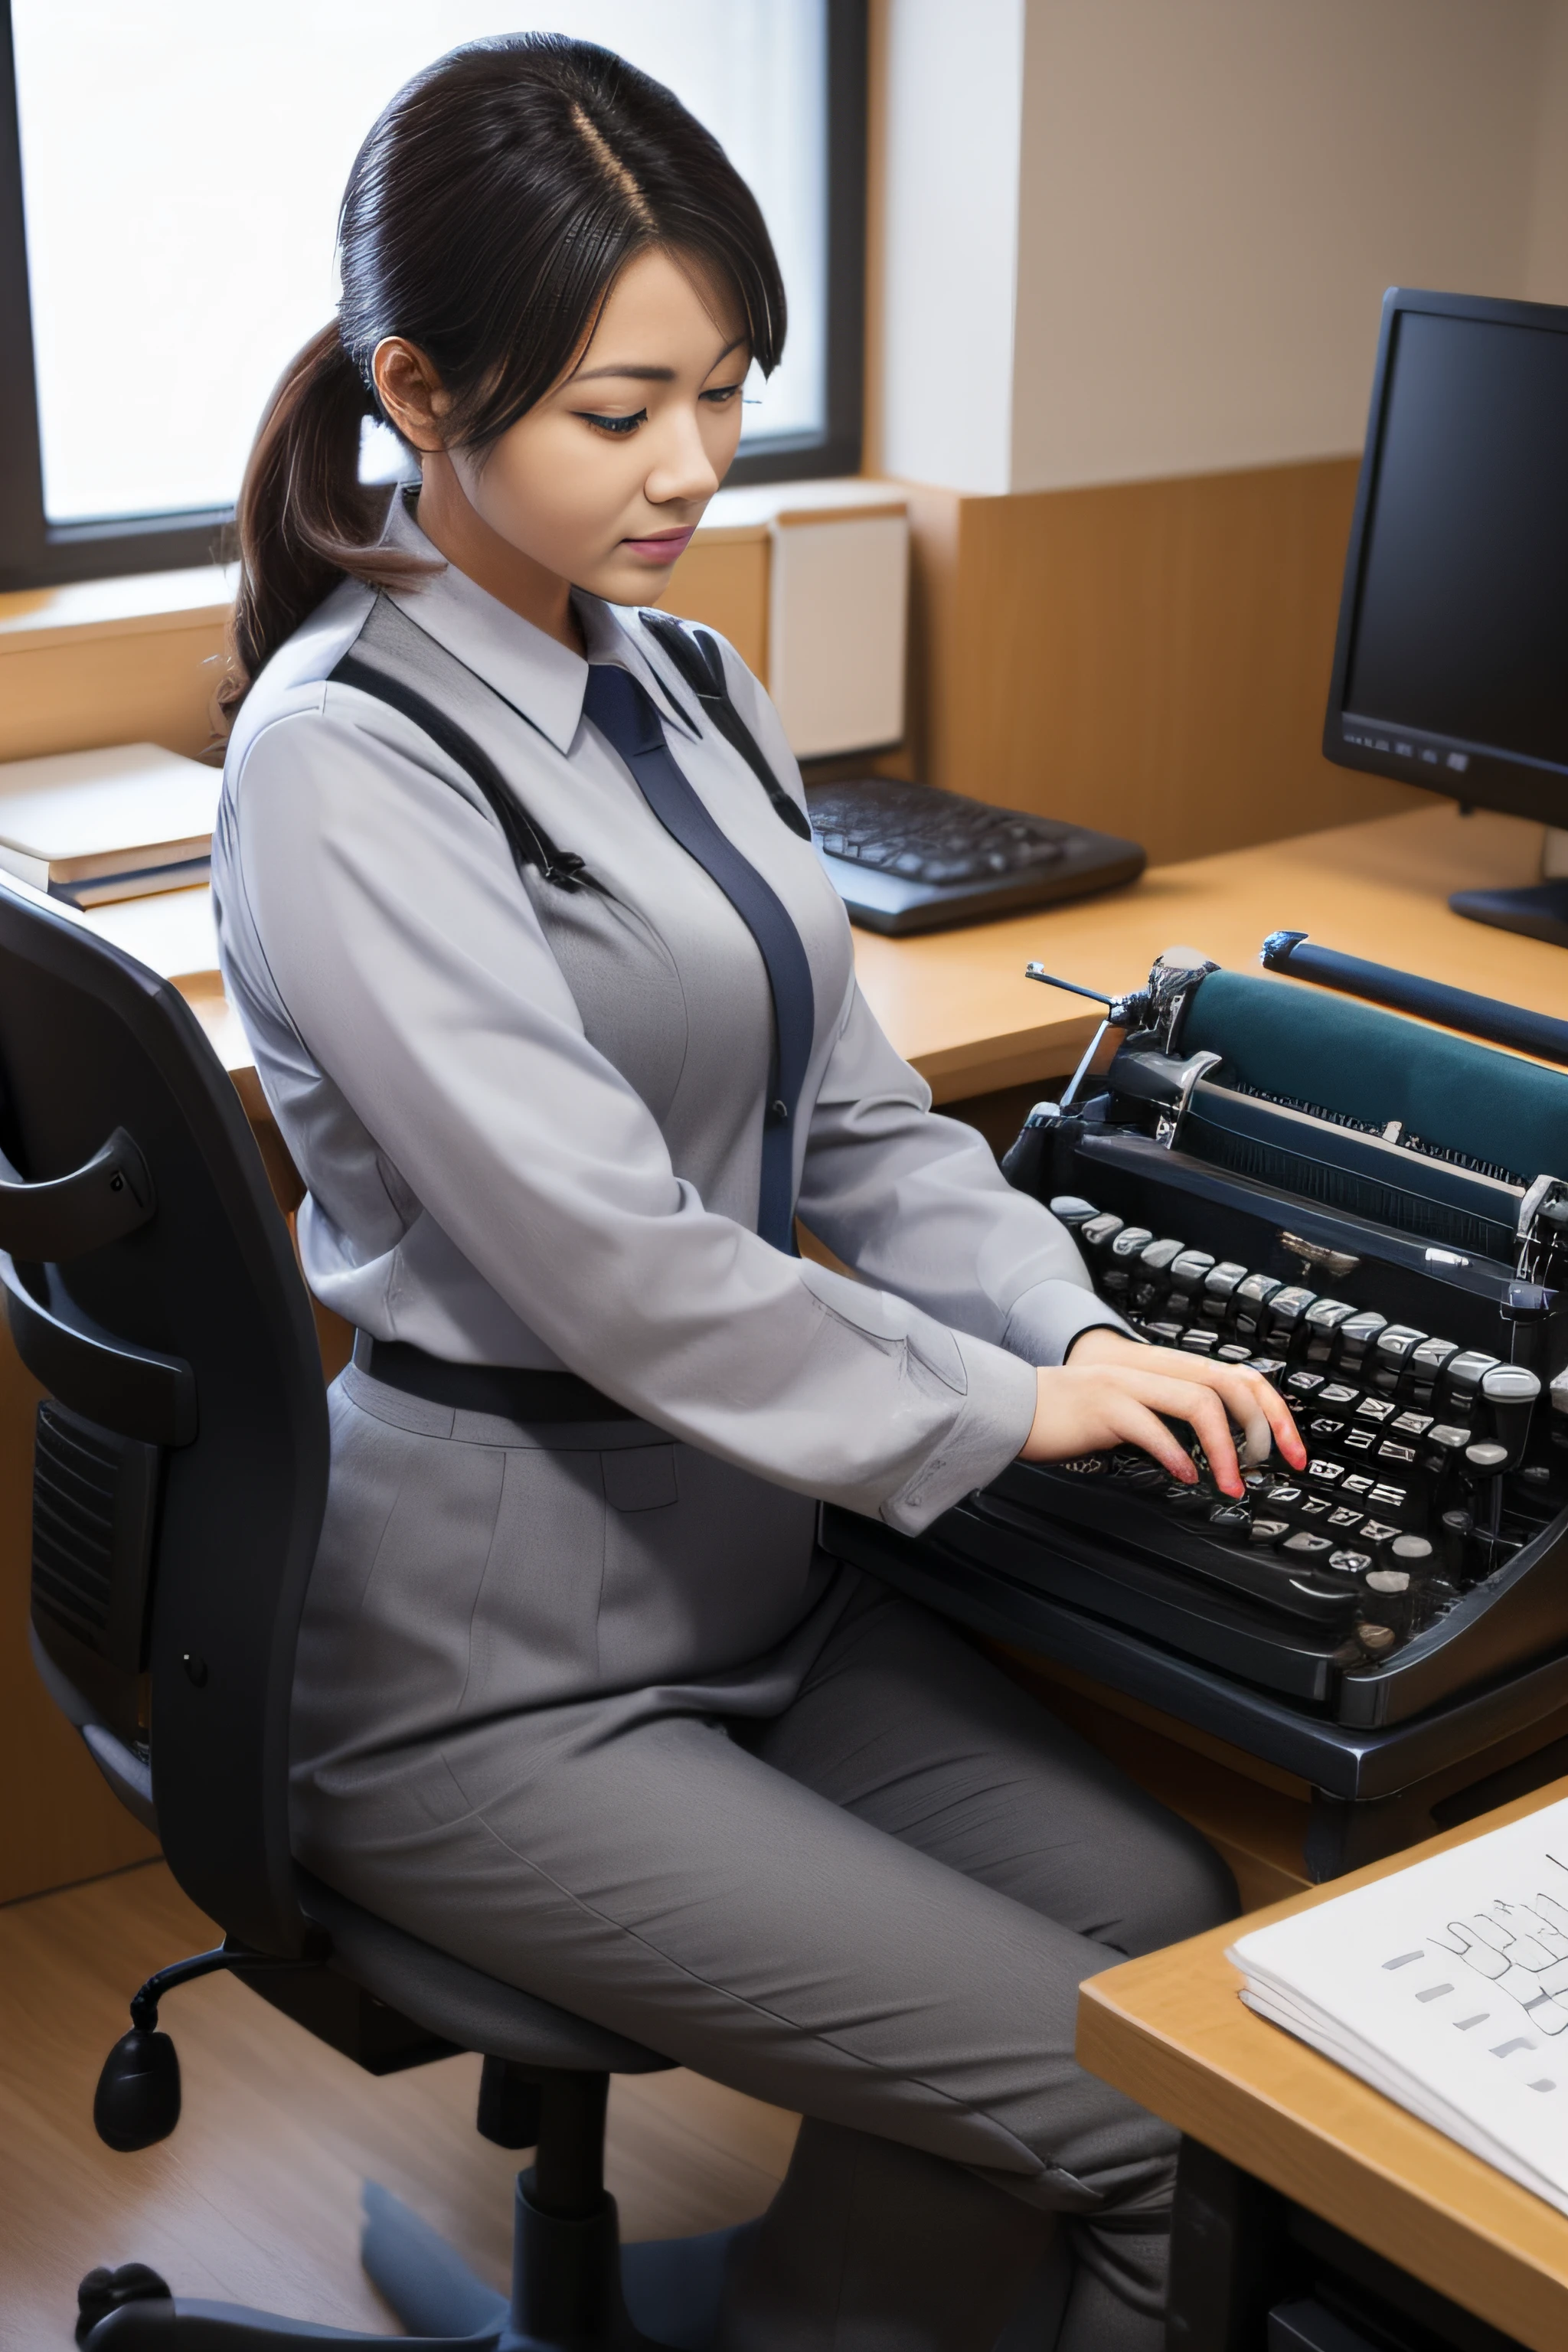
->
xmin=1230 ymin=1798 xmax=1568 ymax=2213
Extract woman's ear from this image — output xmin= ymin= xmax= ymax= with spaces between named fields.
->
xmin=371 ymin=338 xmax=451 ymax=453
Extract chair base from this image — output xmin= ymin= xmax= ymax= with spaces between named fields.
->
xmin=83 ymin=2176 xmax=756 ymax=2351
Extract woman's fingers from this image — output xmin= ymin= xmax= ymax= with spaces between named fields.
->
xmin=1098 ymin=1370 xmax=1248 ymax=1495
xmin=1137 ymin=1354 xmax=1307 ymax=1473
xmin=1103 ymin=1395 xmax=1201 ymax=1485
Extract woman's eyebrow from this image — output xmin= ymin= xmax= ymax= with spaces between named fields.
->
xmin=571 ymin=337 xmax=747 ymax=385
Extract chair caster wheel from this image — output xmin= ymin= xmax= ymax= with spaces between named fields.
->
xmin=77 ymin=2262 xmax=173 ymax=2345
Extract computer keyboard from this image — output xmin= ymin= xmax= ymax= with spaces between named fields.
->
xmin=805 ymin=776 xmax=1145 ymax=935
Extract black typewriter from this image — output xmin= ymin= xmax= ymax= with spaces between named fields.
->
xmin=823 ymin=946 xmax=1568 ymax=1867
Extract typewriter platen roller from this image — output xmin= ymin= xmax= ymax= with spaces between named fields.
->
xmin=824 ymin=948 xmax=1568 ymax=1829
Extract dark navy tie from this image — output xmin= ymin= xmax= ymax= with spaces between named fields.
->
xmin=582 ymin=662 xmax=815 ymax=1252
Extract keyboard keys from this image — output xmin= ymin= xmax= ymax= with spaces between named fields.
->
xmin=1341 ymin=1473 xmax=1376 ymax=1498
xmin=1207 ymin=1504 xmax=1252 ymax=1540
xmin=1410 ymin=1336 xmax=1459 ymax=1380
xmin=1306 ymin=1417 xmax=1346 ymax=1439
xmin=1307 ymin=1458 xmax=1345 ymax=1485
xmin=1377 ymin=1440 xmax=1417 ymax=1465
xmin=1283 ymin=1530 xmax=1333 ymax=1556
xmin=1285 ymin=1370 xmax=1327 ymax=1398
xmin=1203 ymin=1261 xmax=1248 ymax=1304
xmin=1140 ymin=1236 xmax=1184 ymax=1272
xmin=1266 ymin=1285 xmax=1318 ymax=1335
xmin=1338 ymin=1312 xmax=1389 ymax=1362
xmin=1365 ymin=1566 xmax=1409 ymax=1592
xmin=1304 ymin=1298 xmax=1355 ymax=1336
xmin=1326 ymin=1506 xmax=1364 ymax=1530
xmin=1354 ymin=1395 xmax=1396 ymax=1423
xmin=1390 ymin=1410 xmax=1435 ymax=1436
xmin=1376 ymin=1324 xmax=1428 ymax=1367
xmin=1081 ymin=1214 xmax=1125 ymax=1250
xmin=1318 ymin=1383 xmax=1359 ymax=1406
xmin=1168 ymin=1250 xmax=1216 ymax=1291
xmin=1110 ymin=1226 xmax=1155 ymax=1259
xmin=1050 ymin=1196 xmax=1099 ymax=1227
xmin=1344 ymin=1429 xmax=1377 ymax=1452
xmin=1216 ymin=1342 xmax=1254 ymax=1363
xmin=1250 ymin=1517 xmax=1291 ymax=1546
xmin=1446 ymin=1350 xmax=1501 ymax=1403
xmin=1180 ymin=1327 xmax=1220 ymax=1354
xmin=1329 ymin=1549 xmax=1373 ymax=1573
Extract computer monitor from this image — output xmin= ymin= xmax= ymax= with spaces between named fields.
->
xmin=1324 ymin=286 xmax=1568 ymax=945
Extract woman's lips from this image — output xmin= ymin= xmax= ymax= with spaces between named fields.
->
xmin=621 ymin=526 xmax=696 ymax=562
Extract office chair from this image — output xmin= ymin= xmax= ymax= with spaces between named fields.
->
xmin=2 ymin=871 xmax=753 ymax=2350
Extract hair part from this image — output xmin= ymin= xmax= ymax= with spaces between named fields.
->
xmin=221 ymin=35 xmax=784 ymax=720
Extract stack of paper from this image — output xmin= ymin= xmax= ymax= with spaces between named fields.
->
xmin=0 ymin=741 xmax=220 ymax=906
xmin=1230 ymin=1796 xmax=1568 ymax=2216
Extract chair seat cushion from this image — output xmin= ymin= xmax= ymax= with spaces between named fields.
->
xmin=297 ymin=1867 xmax=673 ymax=2074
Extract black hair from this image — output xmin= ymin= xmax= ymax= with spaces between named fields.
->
xmin=221 ymin=34 xmax=785 ymax=719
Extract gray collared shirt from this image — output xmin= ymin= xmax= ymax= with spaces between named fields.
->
xmin=212 ymin=492 xmax=1122 ymax=1535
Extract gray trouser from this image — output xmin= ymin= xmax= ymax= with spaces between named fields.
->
xmin=296 ymin=1481 xmax=1235 ymax=2347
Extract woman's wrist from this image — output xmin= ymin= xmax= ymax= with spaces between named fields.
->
xmin=1062 ymin=1324 xmax=1142 ymax=1369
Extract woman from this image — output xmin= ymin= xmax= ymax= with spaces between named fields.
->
xmin=213 ymin=36 xmax=1303 ymax=2352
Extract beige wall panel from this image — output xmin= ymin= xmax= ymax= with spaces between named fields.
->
xmin=0 ymin=621 xmax=227 ymax=765
xmin=658 ymin=534 xmax=769 ymax=683
xmin=0 ymin=1326 xmax=158 ymax=1904
xmin=903 ymin=456 xmax=1426 ymax=867
xmin=1012 ymin=0 xmax=1544 ymax=492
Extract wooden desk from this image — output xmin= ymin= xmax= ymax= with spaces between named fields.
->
xmin=1078 ymin=1780 xmax=1568 ymax=2351
xmin=79 ymin=801 xmax=1568 ymax=1105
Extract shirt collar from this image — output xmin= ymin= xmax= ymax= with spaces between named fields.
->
xmin=380 ymin=488 xmax=699 ymax=752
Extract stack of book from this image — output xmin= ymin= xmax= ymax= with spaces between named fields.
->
xmin=1230 ymin=1795 xmax=1568 ymax=2215
xmin=0 ymin=741 xmax=220 ymax=907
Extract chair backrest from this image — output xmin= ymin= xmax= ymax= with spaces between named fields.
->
xmin=0 ymin=874 xmax=328 ymax=1956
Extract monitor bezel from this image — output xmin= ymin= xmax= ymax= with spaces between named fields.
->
xmin=1323 ymin=284 xmax=1568 ymax=828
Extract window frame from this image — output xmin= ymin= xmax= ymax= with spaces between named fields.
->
xmin=0 ymin=0 xmax=865 ymax=593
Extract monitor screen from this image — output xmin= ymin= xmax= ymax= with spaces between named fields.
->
xmin=1325 ymin=290 xmax=1568 ymax=826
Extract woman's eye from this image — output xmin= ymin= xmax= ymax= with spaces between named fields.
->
xmin=701 ymin=383 xmax=744 ymax=407
xmin=581 ymin=410 xmax=646 ymax=436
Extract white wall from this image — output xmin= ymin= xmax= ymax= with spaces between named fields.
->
xmin=878 ymin=0 xmax=1026 ymax=494
xmin=877 ymin=0 xmax=1568 ymax=495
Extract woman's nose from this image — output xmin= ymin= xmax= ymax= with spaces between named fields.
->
xmin=642 ymin=407 xmax=722 ymax=506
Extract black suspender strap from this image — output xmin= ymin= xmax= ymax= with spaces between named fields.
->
xmin=639 ymin=611 xmax=813 ymax=841
xmin=330 ymin=649 xmax=592 ymax=893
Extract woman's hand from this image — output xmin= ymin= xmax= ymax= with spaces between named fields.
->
xmin=1019 ymin=1326 xmax=1308 ymax=1499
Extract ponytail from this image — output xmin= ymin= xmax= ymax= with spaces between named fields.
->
xmin=220 ymin=326 xmax=434 ymax=722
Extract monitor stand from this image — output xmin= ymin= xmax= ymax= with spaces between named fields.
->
xmin=1451 ymin=825 xmax=1568 ymax=946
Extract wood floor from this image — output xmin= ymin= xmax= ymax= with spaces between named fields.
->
xmin=0 ymin=1862 xmax=797 ymax=2348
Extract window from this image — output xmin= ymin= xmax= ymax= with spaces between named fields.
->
xmin=0 ymin=0 xmax=864 ymax=589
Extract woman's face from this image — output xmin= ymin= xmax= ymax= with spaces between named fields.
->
xmin=376 ymin=246 xmax=750 ymax=614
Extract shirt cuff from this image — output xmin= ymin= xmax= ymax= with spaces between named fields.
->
xmin=1001 ymin=1276 xmax=1135 ymax=1368
xmin=880 ymin=1333 xmax=1039 ymax=1537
